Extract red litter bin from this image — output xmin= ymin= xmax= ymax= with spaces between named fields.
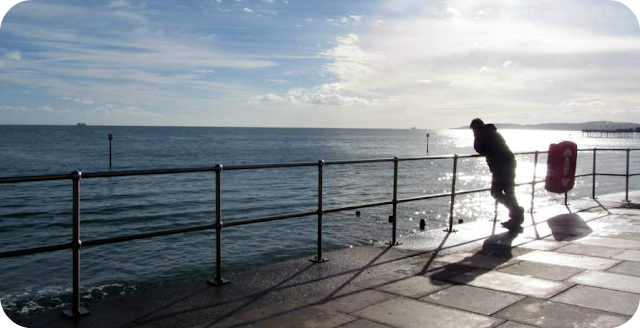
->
xmin=545 ymin=141 xmax=578 ymax=193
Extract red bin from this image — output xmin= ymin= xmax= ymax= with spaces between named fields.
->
xmin=545 ymin=141 xmax=578 ymax=193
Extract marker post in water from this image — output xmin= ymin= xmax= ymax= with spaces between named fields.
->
xmin=108 ymin=134 xmax=113 ymax=168
xmin=426 ymin=133 xmax=430 ymax=154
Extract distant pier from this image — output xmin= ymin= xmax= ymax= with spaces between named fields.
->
xmin=582 ymin=128 xmax=640 ymax=138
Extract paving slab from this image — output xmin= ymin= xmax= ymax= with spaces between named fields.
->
xmin=354 ymin=272 xmax=410 ymax=289
xmin=497 ymin=261 xmax=583 ymax=281
xmin=238 ymin=304 xmax=356 ymax=328
xmin=516 ymin=239 xmax=568 ymax=251
xmin=551 ymin=285 xmax=640 ymax=316
xmin=516 ymin=250 xmax=620 ymax=270
xmin=365 ymin=275 xmax=452 ymax=298
xmin=318 ymin=289 xmax=397 ymax=314
xmin=186 ymin=317 xmax=255 ymax=328
xmin=353 ymin=297 xmax=503 ymax=328
xmin=421 ymin=263 xmax=478 ymax=281
xmin=493 ymin=297 xmax=630 ymax=328
xmin=613 ymin=249 xmax=640 ymax=262
xmin=338 ymin=319 xmax=394 ymax=328
xmin=494 ymin=322 xmax=537 ymax=328
xmin=553 ymin=243 xmax=626 ymax=258
xmin=447 ymin=269 xmax=572 ymax=299
xmin=595 ymin=230 xmax=640 ymax=241
xmin=607 ymin=261 xmax=640 ymax=277
xmin=433 ymin=252 xmax=520 ymax=270
xmin=567 ymin=270 xmax=640 ymax=294
xmin=420 ymin=285 xmax=524 ymax=315
xmin=572 ymin=236 xmax=640 ymax=250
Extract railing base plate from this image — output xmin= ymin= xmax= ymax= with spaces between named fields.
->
xmin=207 ymin=278 xmax=230 ymax=286
xmin=63 ymin=307 xmax=90 ymax=319
xmin=310 ymin=257 xmax=328 ymax=263
xmin=443 ymin=228 xmax=458 ymax=233
xmin=386 ymin=241 xmax=402 ymax=246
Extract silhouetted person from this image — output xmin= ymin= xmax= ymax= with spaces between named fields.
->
xmin=470 ymin=118 xmax=524 ymax=230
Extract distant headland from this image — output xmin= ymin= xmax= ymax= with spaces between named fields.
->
xmin=454 ymin=121 xmax=640 ymax=131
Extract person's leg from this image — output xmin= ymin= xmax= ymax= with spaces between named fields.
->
xmin=492 ymin=167 xmax=523 ymax=226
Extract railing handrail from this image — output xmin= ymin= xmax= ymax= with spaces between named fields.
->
xmin=2 ymin=148 xmax=638 ymax=184
xmin=0 ymin=147 xmax=638 ymax=318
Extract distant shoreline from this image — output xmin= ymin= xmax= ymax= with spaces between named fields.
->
xmin=453 ymin=121 xmax=640 ymax=131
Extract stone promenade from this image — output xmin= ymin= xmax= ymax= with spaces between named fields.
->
xmin=13 ymin=192 xmax=640 ymax=328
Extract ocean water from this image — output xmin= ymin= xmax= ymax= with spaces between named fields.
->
xmin=1 ymin=125 xmax=639 ymax=316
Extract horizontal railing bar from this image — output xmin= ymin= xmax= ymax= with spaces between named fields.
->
xmin=397 ymin=192 xmax=452 ymax=203
xmin=399 ymin=155 xmax=458 ymax=161
xmin=0 ymin=174 xmax=72 ymax=184
xmin=324 ymin=200 xmax=394 ymax=214
xmin=224 ymin=211 xmax=319 ymax=227
xmin=0 ymin=243 xmax=71 ymax=258
xmin=579 ymin=148 xmax=640 ymax=152
xmin=324 ymin=158 xmax=395 ymax=165
xmin=596 ymin=173 xmax=631 ymax=177
xmin=453 ymin=187 xmax=492 ymax=196
xmin=83 ymin=224 xmax=219 ymax=247
xmin=575 ymin=173 xmax=592 ymax=178
xmin=83 ymin=167 xmax=220 ymax=179
xmin=224 ymin=162 xmax=319 ymax=171
xmin=2 ymin=147 xmax=635 ymax=183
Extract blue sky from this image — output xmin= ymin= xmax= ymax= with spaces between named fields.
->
xmin=1 ymin=0 xmax=639 ymax=128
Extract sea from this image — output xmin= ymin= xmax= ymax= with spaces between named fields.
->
xmin=1 ymin=125 xmax=639 ymax=317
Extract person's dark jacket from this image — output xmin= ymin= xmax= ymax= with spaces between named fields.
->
xmin=473 ymin=124 xmax=515 ymax=172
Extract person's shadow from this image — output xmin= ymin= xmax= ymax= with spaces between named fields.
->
xmin=429 ymin=229 xmax=522 ymax=283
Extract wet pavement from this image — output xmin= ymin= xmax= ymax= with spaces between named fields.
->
xmin=11 ymin=191 xmax=640 ymax=328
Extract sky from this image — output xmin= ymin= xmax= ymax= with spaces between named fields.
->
xmin=1 ymin=0 xmax=639 ymax=129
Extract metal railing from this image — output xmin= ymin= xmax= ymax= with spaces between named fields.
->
xmin=1 ymin=147 xmax=638 ymax=318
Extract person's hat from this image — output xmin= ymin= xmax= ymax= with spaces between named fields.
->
xmin=470 ymin=118 xmax=484 ymax=130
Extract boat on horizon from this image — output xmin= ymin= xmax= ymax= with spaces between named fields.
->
xmin=77 ymin=123 xmax=87 ymax=126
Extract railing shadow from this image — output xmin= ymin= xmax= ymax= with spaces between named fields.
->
xmin=429 ymin=230 xmax=521 ymax=284
xmin=132 ymin=261 xmax=318 ymax=327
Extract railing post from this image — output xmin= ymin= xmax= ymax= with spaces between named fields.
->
xmin=63 ymin=171 xmax=89 ymax=318
xmin=445 ymin=155 xmax=458 ymax=232
xmin=592 ymin=148 xmax=597 ymax=199
xmin=311 ymin=160 xmax=327 ymax=263
xmin=208 ymin=164 xmax=229 ymax=285
xmin=529 ymin=151 xmax=539 ymax=213
xmin=625 ymin=148 xmax=630 ymax=202
xmin=387 ymin=157 xmax=401 ymax=246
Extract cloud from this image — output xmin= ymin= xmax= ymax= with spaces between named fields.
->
xmin=415 ymin=79 xmax=432 ymax=84
xmin=250 ymin=83 xmax=376 ymax=107
xmin=3 ymin=51 xmax=21 ymax=60
xmin=559 ymin=100 xmax=605 ymax=107
xmin=249 ymin=93 xmax=284 ymax=103
xmin=108 ymin=0 xmax=129 ymax=8
xmin=447 ymin=7 xmax=462 ymax=17
xmin=327 ymin=14 xmax=366 ymax=26
xmin=287 ymin=83 xmax=374 ymax=106
xmin=61 ymin=96 xmax=95 ymax=105
xmin=111 ymin=10 xmax=148 ymax=23
xmin=244 ymin=8 xmax=253 ymax=13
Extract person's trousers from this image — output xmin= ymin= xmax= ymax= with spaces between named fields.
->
xmin=490 ymin=165 xmax=521 ymax=216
